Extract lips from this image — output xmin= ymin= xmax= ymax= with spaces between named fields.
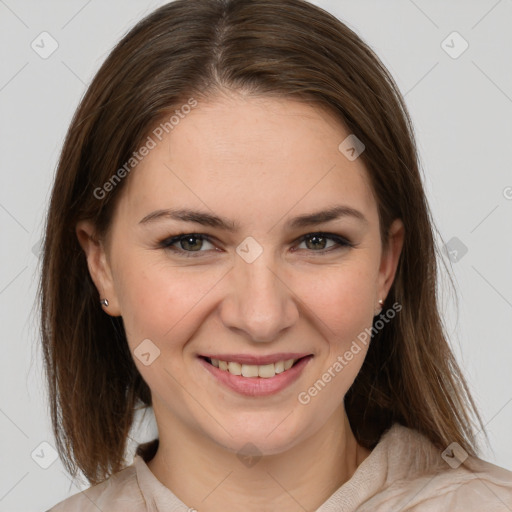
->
xmin=198 ymin=354 xmax=313 ymax=396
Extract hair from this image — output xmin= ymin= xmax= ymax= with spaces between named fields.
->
xmin=40 ymin=0 xmax=487 ymax=485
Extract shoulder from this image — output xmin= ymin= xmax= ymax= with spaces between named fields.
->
xmin=393 ymin=459 xmax=512 ymax=511
xmin=369 ymin=424 xmax=512 ymax=511
xmin=47 ymin=463 xmax=146 ymax=512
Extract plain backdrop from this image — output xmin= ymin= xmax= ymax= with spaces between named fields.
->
xmin=0 ymin=1 xmax=511 ymax=510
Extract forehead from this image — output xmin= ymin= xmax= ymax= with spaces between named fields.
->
xmin=117 ymin=94 xmax=377 ymax=225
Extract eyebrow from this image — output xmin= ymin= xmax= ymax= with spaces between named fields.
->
xmin=139 ymin=205 xmax=367 ymax=231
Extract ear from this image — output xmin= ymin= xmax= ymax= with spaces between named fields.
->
xmin=376 ymin=218 xmax=404 ymax=309
xmin=76 ymin=220 xmax=121 ymax=316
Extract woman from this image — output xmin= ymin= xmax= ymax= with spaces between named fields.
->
xmin=41 ymin=0 xmax=512 ymax=510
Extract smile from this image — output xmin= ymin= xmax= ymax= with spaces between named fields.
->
xmin=205 ymin=356 xmax=301 ymax=378
xmin=198 ymin=354 xmax=313 ymax=397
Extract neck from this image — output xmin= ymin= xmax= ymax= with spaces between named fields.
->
xmin=147 ymin=405 xmax=371 ymax=512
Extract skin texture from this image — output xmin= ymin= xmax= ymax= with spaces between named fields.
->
xmin=77 ymin=92 xmax=404 ymax=512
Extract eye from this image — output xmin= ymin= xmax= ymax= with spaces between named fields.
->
xmin=294 ymin=233 xmax=353 ymax=253
xmin=159 ymin=233 xmax=216 ymax=256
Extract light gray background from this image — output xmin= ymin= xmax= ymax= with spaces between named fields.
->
xmin=1 ymin=1 xmax=511 ymax=511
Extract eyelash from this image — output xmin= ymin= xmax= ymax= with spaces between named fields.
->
xmin=158 ymin=232 xmax=354 ymax=258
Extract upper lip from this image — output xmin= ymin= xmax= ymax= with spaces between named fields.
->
xmin=200 ymin=353 xmax=311 ymax=365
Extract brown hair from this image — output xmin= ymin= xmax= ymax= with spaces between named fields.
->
xmin=39 ymin=0 xmax=487 ymax=485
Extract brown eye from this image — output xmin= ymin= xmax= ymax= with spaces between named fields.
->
xmin=303 ymin=235 xmax=330 ymax=250
xmin=296 ymin=233 xmax=352 ymax=253
xmin=179 ymin=235 xmax=204 ymax=251
xmin=160 ymin=233 xmax=216 ymax=255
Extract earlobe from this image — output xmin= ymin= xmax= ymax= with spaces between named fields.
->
xmin=75 ymin=220 xmax=121 ymax=316
xmin=377 ymin=219 xmax=405 ymax=305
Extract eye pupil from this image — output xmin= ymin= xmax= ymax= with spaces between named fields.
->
xmin=306 ymin=235 xmax=326 ymax=250
xmin=181 ymin=235 xmax=202 ymax=251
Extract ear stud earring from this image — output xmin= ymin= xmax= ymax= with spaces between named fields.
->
xmin=100 ymin=298 xmax=109 ymax=307
xmin=375 ymin=298 xmax=384 ymax=316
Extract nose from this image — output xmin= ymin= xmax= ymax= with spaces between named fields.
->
xmin=219 ymin=253 xmax=299 ymax=343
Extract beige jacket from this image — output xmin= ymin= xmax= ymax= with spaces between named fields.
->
xmin=48 ymin=423 xmax=512 ymax=511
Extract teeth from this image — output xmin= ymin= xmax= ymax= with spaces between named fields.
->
xmin=242 ymin=364 xmax=259 ymax=378
xmin=258 ymin=364 xmax=275 ymax=378
xmin=209 ymin=357 xmax=299 ymax=378
xmin=228 ymin=361 xmax=242 ymax=375
xmin=274 ymin=361 xmax=285 ymax=374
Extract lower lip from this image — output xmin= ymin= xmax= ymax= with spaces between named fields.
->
xmin=199 ymin=356 xmax=313 ymax=397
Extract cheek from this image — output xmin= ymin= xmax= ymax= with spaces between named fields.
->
xmin=113 ymin=250 xmax=225 ymax=348
xmin=296 ymin=261 xmax=378 ymax=339
xmin=111 ymin=247 xmax=167 ymax=342
xmin=293 ymin=261 xmax=378 ymax=403
xmin=292 ymin=265 xmax=377 ymax=411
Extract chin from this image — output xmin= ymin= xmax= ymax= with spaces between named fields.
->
xmin=204 ymin=412 xmax=309 ymax=457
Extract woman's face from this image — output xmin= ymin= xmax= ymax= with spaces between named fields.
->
xmin=79 ymin=93 xmax=403 ymax=455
